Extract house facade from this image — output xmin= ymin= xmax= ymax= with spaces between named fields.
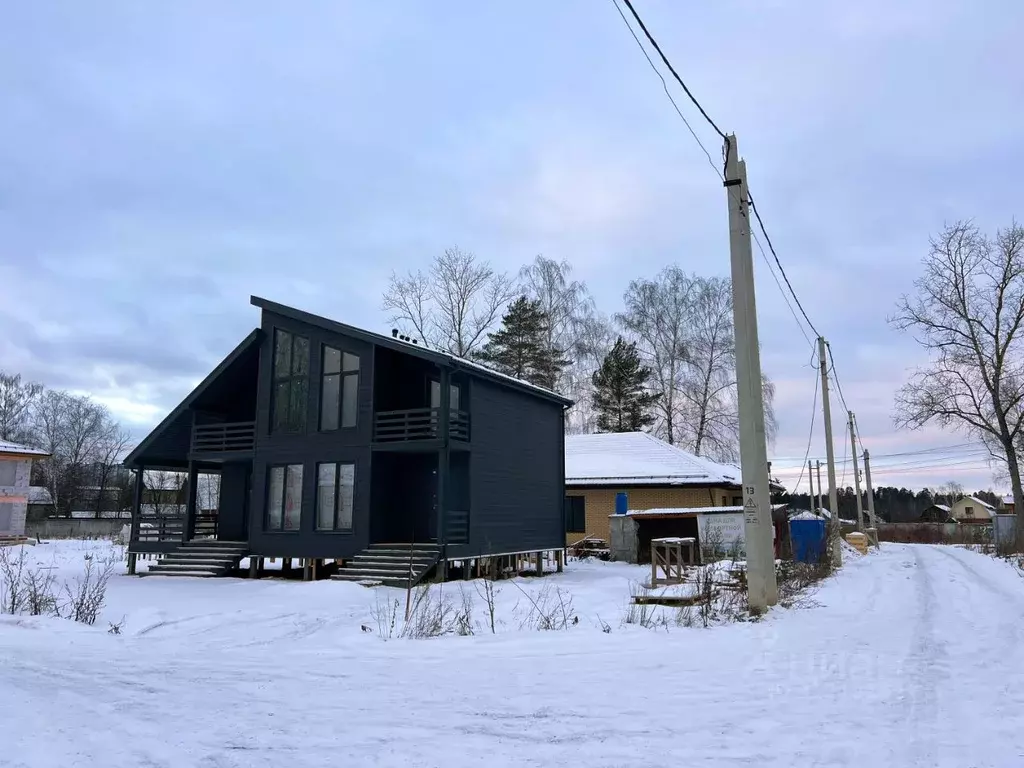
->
xmin=124 ymin=296 xmax=571 ymax=582
xmin=0 ymin=441 xmax=50 ymax=538
xmin=950 ymin=495 xmax=996 ymax=524
xmin=563 ymin=432 xmax=746 ymax=546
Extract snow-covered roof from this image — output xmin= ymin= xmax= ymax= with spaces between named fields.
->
xmin=0 ymin=440 xmax=49 ymax=458
xmin=625 ymin=504 xmax=788 ymax=517
xmin=1003 ymin=494 xmax=1014 ymax=506
xmin=930 ymin=503 xmax=951 ymax=513
xmin=565 ymin=432 xmax=741 ymax=487
xmin=28 ymin=486 xmax=53 ymax=505
xmin=962 ymin=495 xmax=995 ymax=511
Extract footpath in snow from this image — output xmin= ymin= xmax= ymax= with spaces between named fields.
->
xmin=2 ymin=541 xmax=1024 ymax=767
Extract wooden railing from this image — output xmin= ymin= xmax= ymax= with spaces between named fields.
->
xmin=445 ymin=509 xmax=469 ymax=545
xmin=373 ymin=408 xmax=470 ymax=443
xmin=134 ymin=513 xmax=219 ymax=542
xmin=191 ymin=420 xmax=256 ymax=454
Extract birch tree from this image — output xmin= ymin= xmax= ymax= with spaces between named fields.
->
xmin=383 ymin=246 xmax=516 ymax=357
xmin=891 ymin=220 xmax=1024 ymax=539
xmin=617 ymin=266 xmax=694 ymax=444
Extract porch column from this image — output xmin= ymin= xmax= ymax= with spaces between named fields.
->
xmin=436 ymin=366 xmax=451 ymax=548
xmin=131 ymin=466 xmax=144 ymax=542
xmin=183 ymin=461 xmax=198 ymax=542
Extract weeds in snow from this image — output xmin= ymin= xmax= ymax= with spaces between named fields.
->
xmin=0 ymin=547 xmax=113 ymax=626
xmin=511 ymin=582 xmax=576 ymax=631
xmin=370 ymin=584 xmax=476 ymax=640
xmin=473 ymin=578 xmax=501 ymax=634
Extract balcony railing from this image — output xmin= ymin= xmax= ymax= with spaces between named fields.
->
xmin=373 ymin=408 xmax=470 ymax=443
xmin=444 ymin=509 xmax=469 ymax=545
xmin=133 ymin=513 xmax=218 ymax=542
xmin=191 ymin=420 xmax=256 ymax=455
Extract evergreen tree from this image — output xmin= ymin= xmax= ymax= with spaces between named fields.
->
xmin=476 ymin=296 xmax=567 ymax=388
xmin=592 ymin=337 xmax=660 ymax=432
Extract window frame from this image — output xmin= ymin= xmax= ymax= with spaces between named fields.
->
xmin=319 ymin=345 xmax=360 ymax=432
xmin=564 ymin=495 xmax=586 ymax=534
xmin=265 ymin=463 xmax=304 ymax=532
xmin=315 ymin=461 xmax=356 ymax=533
xmin=271 ymin=329 xmax=310 ymax=434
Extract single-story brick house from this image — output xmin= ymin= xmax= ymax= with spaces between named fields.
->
xmin=0 ymin=440 xmax=51 ymax=539
xmin=564 ymin=432 xmax=754 ymax=547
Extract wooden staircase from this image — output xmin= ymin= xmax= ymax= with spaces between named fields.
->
xmin=331 ymin=543 xmax=441 ymax=588
xmin=142 ymin=540 xmax=249 ymax=578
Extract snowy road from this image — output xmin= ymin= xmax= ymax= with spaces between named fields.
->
xmin=3 ymin=543 xmax=1024 ymax=767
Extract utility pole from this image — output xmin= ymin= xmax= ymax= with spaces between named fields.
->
xmin=724 ymin=134 xmax=778 ymax=610
xmin=807 ymin=459 xmax=815 ymax=512
xmin=816 ymin=460 xmax=823 ymax=515
xmin=849 ymin=411 xmax=864 ymax=532
xmin=863 ymin=449 xmax=878 ymax=538
xmin=818 ymin=337 xmax=842 ymax=567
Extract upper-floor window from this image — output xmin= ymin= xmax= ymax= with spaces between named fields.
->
xmin=430 ymin=380 xmax=461 ymax=411
xmin=965 ymin=506 xmax=974 ymax=518
xmin=272 ymin=329 xmax=309 ymax=433
xmin=320 ymin=346 xmax=360 ymax=431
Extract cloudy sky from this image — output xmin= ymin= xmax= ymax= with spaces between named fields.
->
xmin=2 ymin=0 xmax=1022 ymax=494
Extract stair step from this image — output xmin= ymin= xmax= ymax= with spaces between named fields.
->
xmin=158 ymin=557 xmax=238 ymax=567
xmin=149 ymin=562 xmax=226 ymax=572
xmin=366 ymin=549 xmax=439 ymax=558
xmin=351 ymin=555 xmax=437 ymax=566
xmin=141 ymin=569 xmax=220 ymax=578
xmin=176 ymin=548 xmax=247 ymax=557
xmin=338 ymin=566 xmax=427 ymax=577
xmin=331 ymin=574 xmax=407 ymax=588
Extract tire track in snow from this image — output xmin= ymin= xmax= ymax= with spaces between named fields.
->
xmin=899 ymin=547 xmax=949 ymax=766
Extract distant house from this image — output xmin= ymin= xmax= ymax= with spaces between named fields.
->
xmin=950 ymin=496 xmax=996 ymax=524
xmin=920 ymin=504 xmax=953 ymax=523
xmin=563 ymin=432 xmax=782 ymax=548
xmin=1002 ymin=494 xmax=1015 ymax=514
xmin=0 ymin=441 xmax=51 ymax=539
xmin=27 ymin=486 xmax=54 ymax=520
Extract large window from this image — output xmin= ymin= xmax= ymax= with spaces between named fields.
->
xmin=267 ymin=464 xmax=303 ymax=531
xmin=320 ymin=346 xmax=359 ymax=431
xmin=564 ymin=495 xmax=586 ymax=534
xmin=271 ymin=329 xmax=310 ymax=433
xmin=316 ymin=462 xmax=355 ymax=531
xmin=429 ymin=380 xmax=461 ymax=411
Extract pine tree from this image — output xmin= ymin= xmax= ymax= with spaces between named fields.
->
xmin=476 ymin=296 xmax=567 ymax=388
xmin=592 ymin=337 xmax=660 ymax=432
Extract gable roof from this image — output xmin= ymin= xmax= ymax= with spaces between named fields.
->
xmin=123 ymin=328 xmax=263 ymax=467
xmin=565 ymin=432 xmax=742 ymax=487
xmin=251 ymin=296 xmax=573 ymax=407
xmin=0 ymin=440 xmax=49 ymax=459
xmin=959 ymin=495 xmax=995 ymax=511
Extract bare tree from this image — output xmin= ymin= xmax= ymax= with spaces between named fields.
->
xmin=565 ymin=313 xmax=615 ymax=434
xmin=891 ymin=220 xmax=1024 ymax=536
xmin=0 ymin=372 xmax=43 ymax=443
xmin=618 ymin=267 xmax=694 ymax=444
xmin=91 ymin=425 xmax=133 ymax=517
xmin=383 ymin=247 xmax=516 ymax=357
xmin=31 ymin=391 xmax=127 ymax=516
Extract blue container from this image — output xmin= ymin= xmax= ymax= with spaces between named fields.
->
xmin=615 ymin=492 xmax=629 ymax=515
xmin=789 ymin=518 xmax=827 ymax=563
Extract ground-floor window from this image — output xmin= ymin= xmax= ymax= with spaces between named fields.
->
xmin=267 ymin=464 xmax=303 ymax=531
xmin=564 ymin=495 xmax=586 ymax=533
xmin=316 ymin=462 xmax=355 ymax=531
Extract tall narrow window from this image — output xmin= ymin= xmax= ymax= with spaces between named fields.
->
xmin=266 ymin=464 xmax=303 ymax=531
xmin=564 ymin=496 xmax=586 ymax=534
xmin=320 ymin=346 xmax=359 ymax=431
xmin=316 ymin=462 xmax=355 ymax=531
xmin=271 ymin=330 xmax=309 ymax=433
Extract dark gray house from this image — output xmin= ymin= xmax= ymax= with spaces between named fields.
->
xmin=124 ymin=296 xmax=571 ymax=585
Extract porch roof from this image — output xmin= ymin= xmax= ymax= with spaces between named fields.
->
xmin=124 ymin=329 xmax=263 ymax=468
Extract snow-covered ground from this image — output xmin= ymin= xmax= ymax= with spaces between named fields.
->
xmin=2 ymin=540 xmax=1024 ymax=767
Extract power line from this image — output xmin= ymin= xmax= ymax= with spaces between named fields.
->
xmin=617 ymin=0 xmax=727 ymax=141
xmin=824 ymin=341 xmax=852 ymax=416
xmin=747 ymin=194 xmax=821 ymax=339
xmin=790 ymin=367 xmax=820 ymax=494
xmin=609 ymin=0 xmax=722 ymax=180
xmin=752 ymin=231 xmax=815 ymax=350
xmin=772 ymin=442 xmax=981 ymax=463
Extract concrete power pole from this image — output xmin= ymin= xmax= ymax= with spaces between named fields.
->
xmin=863 ymin=449 xmax=878 ymax=535
xmin=724 ymin=134 xmax=778 ymax=610
xmin=816 ymin=460 xmax=823 ymax=515
xmin=807 ymin=459 xmax=815 ymax=512
xmin=817 ymin=337 xmax=842 ymax=567
xmin=849 ymin=411 xmax=864 ymax=532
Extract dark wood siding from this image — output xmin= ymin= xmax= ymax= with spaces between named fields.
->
xmin=218 ymin=462 xmax=250 ymax=541
xmin=455 ymin=376 xmax=564 ymax=557
xmin=248 ymin=310 xmax=375 ymax=559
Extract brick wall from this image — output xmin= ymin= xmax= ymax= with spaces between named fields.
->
xmin=566 ymin=485 xmax=738 ymax=545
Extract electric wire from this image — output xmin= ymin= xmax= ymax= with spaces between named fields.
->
xmin=789 ymin=368 xmax=819 ymax=494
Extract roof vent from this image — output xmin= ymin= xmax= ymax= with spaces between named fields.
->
xmin=391 ymin=328 xmax=399 ymax=338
